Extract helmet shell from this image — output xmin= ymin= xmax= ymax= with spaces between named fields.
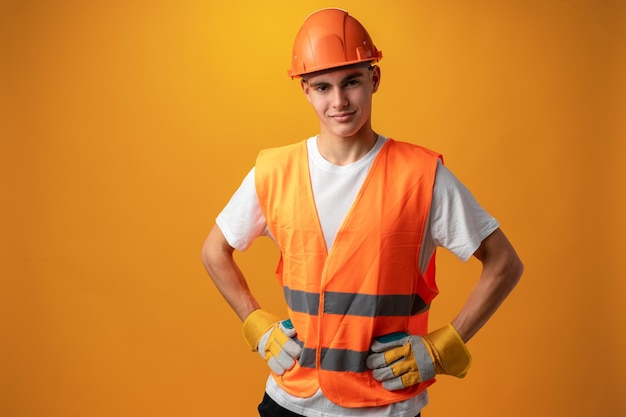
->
xmin=288 ymin=8 xmax=383 ymax=78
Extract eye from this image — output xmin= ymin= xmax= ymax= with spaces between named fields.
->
xmin=345 ymin=79 xmax=360 ymax=88
xmin=315 ymin=85 xmax=328 ymax=93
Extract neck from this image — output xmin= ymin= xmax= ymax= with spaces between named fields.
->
xmin=316 ymin=127 xmax=378 ymax=166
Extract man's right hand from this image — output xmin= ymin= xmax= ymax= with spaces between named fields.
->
xmin=242 ymin=309 xmax=302 ymax=375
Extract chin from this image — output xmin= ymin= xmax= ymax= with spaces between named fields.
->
xmin=333 ymin=131 xmax=359 ymax=139
xmin=328 ymin=124 xmax=364 ymax=139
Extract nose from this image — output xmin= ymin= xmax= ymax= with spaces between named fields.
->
xmin=332 ymin=88 xmax=349 ymax=109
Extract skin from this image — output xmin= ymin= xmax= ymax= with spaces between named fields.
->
xmin=301 ymin=63 xmax=381 ymax=165
xmin=201 ymin=63 xmax=523 ymax=344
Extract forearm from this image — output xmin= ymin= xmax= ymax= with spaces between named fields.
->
xmin=201 ymin=225 xmax=260 ymax=321
xmin=451 ymin=228 xmax=523 ymax=342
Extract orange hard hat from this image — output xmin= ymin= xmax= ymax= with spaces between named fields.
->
xmin=287 ymin=8 xmax=383 ymax=78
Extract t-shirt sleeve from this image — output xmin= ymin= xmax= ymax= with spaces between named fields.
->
xmin=427 ymin=160 xmax=500 ymax=262
xmin=215 ymin=167 xmax=270 ymax=251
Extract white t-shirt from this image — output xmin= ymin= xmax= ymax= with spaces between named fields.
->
xmin=216 ymin=135 xmax=499 ymax=417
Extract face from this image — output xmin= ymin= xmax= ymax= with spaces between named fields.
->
xmin=301 ymin=64 xmax=381 ymax=140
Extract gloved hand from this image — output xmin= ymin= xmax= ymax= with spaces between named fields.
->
xmin=242 ymin=309 xmax=302 ymax=375
xmin=366 ymin=324 xmax=472 ymax=390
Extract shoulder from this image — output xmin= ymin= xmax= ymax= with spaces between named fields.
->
xmin=257 ymin=140 xmax=307 ymax=164
xmin=255 ymin=139 xmax=309 ymax=194
xmin=382 ymin=139 xmax=442 ymax=176
xmin=385 ymin=139 xmax=442 ymax=161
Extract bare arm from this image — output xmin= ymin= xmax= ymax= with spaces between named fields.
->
xmin=201 ymin=224 xmax=260 ymax=321
xmin=451 ymin=227 xmax=524 ymax=342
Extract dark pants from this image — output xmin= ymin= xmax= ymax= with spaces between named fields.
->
xmin=258 ymin=393 xmax=421 ymax=417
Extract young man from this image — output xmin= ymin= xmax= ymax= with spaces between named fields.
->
xmin=202 ymin=8 xmax=523 ymax=417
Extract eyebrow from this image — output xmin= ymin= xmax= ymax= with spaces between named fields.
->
xmin=307 ymin=71 xmax=365 ymax=88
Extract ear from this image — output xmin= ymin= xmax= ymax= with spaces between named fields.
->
xmin=301 ymin=79 xmax=313 ymax=103
xmin=371 ymin=65 xmax=381 ymax=93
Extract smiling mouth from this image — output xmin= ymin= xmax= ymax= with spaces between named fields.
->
xmin=330 ymin=111 xmax=356 ymax=121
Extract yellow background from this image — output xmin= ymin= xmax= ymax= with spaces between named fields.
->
xmin=1 ymin=0 xmax=625 ymax=416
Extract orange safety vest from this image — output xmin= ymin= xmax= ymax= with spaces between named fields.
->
xmin=255 ymin=139 xmax=441 ymax=408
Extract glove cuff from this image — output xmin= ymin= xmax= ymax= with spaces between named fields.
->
xmin=425 ymin=324 xmax=472 ymax=378
xmin=242 ymin=309 xmax=280 ymax=351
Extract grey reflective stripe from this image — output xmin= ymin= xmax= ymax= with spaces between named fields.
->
xmin=320 ymin=348 xmax=368 ymax=372
xmin=293 ymin=337 xmax=316 ymax=369
xmin=298 ymin=348 xmax=368 ymax=372
xmin=283 ymin=288 xmax=320 ymax=315
xmin=324 ymin=292 xmax=428 ymax=317
xmin=299 ymin=347 xmax=317 ymax=368
xmin=294 ymin=337 xmax=368 ymax=372
xmin=284 ymin=287 xmax=429 ymax=317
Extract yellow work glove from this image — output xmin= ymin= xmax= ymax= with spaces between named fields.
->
xmin=365 ymin=324 xmax=472 ymax=390
xmin=242 ymin=309 xmax=302 ymax=375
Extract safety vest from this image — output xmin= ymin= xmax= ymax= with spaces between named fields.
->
xmin=255 ymin=139 xmax=441 ymax=408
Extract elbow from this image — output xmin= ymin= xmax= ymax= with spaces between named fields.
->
xmin=200 ymin=238 xmax=211 ymax=271
xmin=200 ymin=239 xmax=214 ymax=277
xmin=506 ymin=251 xmax=524 ymax=288
xmin=515 ymin=256 xmax=524 ymax=279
